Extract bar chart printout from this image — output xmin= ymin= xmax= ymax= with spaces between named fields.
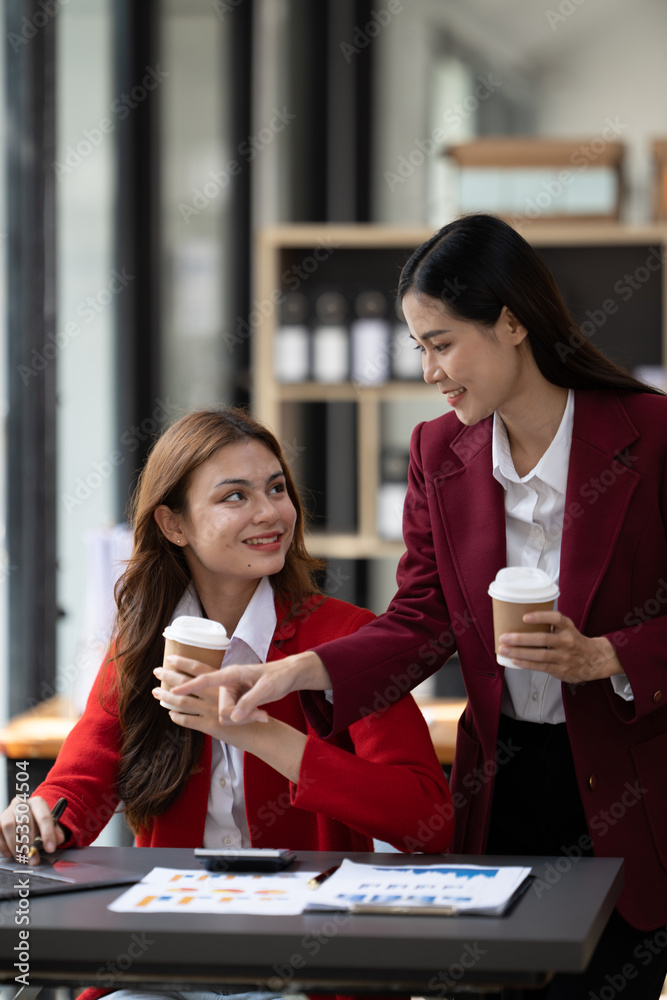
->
xmin=303 ymin=860 xmax=534 ymax=916
xmin=108 ymin=867 xmax=318 ymax=915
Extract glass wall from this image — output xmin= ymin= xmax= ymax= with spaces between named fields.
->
xmin=55 ymin=0 xmax=117 ymax=713
xmin=160 ymin=0 xmax=232 ymax=412
xmin=57 ymin=0 xmax=236 ymax=717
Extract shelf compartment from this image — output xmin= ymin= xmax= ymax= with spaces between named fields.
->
xmin=275 ymin=381 xmax=435 ymax=401
xmin=305 ymin=533 xmax=406 ymax=560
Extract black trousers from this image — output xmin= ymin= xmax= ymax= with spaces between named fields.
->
xmin=478 ymin=715 xmax=667 ymax=1000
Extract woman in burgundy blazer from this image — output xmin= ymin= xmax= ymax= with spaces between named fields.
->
xmin=302 ymin=388 xmax=667 ymax=920
xmin=181 ymin=217 xmax=667 ymax=999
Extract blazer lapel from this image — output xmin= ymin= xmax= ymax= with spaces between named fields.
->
xmin=431 ymin=392 xmax=641 ymax=653
xmin=435 ymin=418 xmax=507 ymax=662
xmin=559 ymin=391 xmax=640 ymax=630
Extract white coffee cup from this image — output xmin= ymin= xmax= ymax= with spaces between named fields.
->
xmin=161 ymin=616 xmax=230 ymax=711
xmin=488 ymin=567 xmax=560 ymax=669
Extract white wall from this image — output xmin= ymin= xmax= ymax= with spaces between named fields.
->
xmin=372 ymin=0 xmax=667 ymax=226
xmin=536 ymin=0 xmax=667 ymax=222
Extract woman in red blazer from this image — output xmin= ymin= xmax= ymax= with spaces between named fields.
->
xmin=0 ymin=407 xmax=452 ymax=1000
xmin=180 ymin=217 xmax=667 ymax=999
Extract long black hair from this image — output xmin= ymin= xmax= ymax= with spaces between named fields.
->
xmin=398 ymin=214 xmax=662 ymax=394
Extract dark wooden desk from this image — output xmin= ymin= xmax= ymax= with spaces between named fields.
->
xmin=0 ymin=846 xmax=624 ymax=996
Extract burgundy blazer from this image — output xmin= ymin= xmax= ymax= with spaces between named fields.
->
xmin=304 ymin=389 xmax=667 ymax=930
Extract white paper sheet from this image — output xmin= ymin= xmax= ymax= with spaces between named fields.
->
xmin=304 ymin=859 xmax=533 ymax=916
xmin=108 ymin=866 xmax=318 ymax=915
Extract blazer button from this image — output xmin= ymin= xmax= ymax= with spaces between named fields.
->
xmin=653 ymin=690 xmax=662 ymax=703
xmin=588 ymin=774 xmax=597 ymax=791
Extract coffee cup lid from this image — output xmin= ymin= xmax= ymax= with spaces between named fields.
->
xmin=163 ymin=615 xmax=230 ymax=649
xmin=488 ymin=567 xmax=560 ymax=604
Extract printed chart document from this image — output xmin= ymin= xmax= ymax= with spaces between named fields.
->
xmin=304 ymin=860 xmax=533 ymax=916
xmin=108 ymin=867 xmax=317 ymax=915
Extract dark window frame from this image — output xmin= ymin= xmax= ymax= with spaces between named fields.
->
xmin=5 ymin=0 xmax=58 ymax=716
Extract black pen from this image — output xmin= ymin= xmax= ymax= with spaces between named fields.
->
xmin=308 ymin=864 xmax=340 ymax=888
xmin=28 ymin=797 xmax=67 ymax=859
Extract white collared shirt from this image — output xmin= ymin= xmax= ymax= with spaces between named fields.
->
xmin=491 ymin=390 xmax=632 ymax=723
xmin=169 ymin=576 xmax=277 ymax=847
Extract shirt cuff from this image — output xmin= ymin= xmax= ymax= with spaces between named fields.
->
xmin=610 ymin=673 xmax=634 ymax=701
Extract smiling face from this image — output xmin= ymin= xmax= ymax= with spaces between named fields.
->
xmin=402 ymin=291 xmax=531 ymax=427
xmin=169 ymin=438 xmax=297 ymax=596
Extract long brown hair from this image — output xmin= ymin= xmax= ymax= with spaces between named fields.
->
xmin=108 ymin=406 xmax=324 ymax=835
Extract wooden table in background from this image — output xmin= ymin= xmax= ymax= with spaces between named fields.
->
xmin=0 ymin=696 xmax=466 ymax=780
xmin=417 ymin=697 xmax=465 ymax=765
xmin=0 ymin=695 xmax=77 ymax=758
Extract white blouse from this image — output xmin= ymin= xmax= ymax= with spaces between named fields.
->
xmin=491 ymin=390 xmax=632 ymax=724
xmin=168 ymin=576 xmax=277 ymax=847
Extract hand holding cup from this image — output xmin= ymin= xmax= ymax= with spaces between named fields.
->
xmin=488 ymin=567 xmax=559 ymax=669
xmin=160 ymin=616 xmax=230 ymax=713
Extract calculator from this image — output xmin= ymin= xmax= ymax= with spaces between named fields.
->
xmin=194 ymin=848 xmax=297 ymax=872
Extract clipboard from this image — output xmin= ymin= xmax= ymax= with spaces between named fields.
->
xmin=304 ymin=860 xmax=535 ymax=917
xmin=346 ymin=875 xmax=535 ymax=916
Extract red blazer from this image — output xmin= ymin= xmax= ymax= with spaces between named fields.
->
xmin=37 ymin=596 xmax=451 ymax=1000
xmin=34 ymin=595 xmax=452 ymax=856
xmin=304 ymin=390 xmax=667 ymax=930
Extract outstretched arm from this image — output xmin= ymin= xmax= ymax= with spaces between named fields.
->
xmin=155 ymin=655 xmax=310 ymax=781
xmin=171 ymin=649 xmax=331 ymax=723
xmin=159 ymin=656 xmax=453 ymax=853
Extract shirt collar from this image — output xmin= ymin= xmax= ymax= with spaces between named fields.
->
xmin=492 ymin=388 xmax=574 ymax=495
xmin=230 ymin=575 xmax=277 ymax=662
xmin=170 ymin=575 xmax=277 ymax=663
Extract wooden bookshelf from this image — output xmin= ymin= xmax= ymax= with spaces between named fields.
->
xmin=446 ymin=137 xmax=626 ymax=221
xmin=253 ymin=224 xmax=438 ymax=556
xmin=447 ymin=137 xmax=625 ymax=168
